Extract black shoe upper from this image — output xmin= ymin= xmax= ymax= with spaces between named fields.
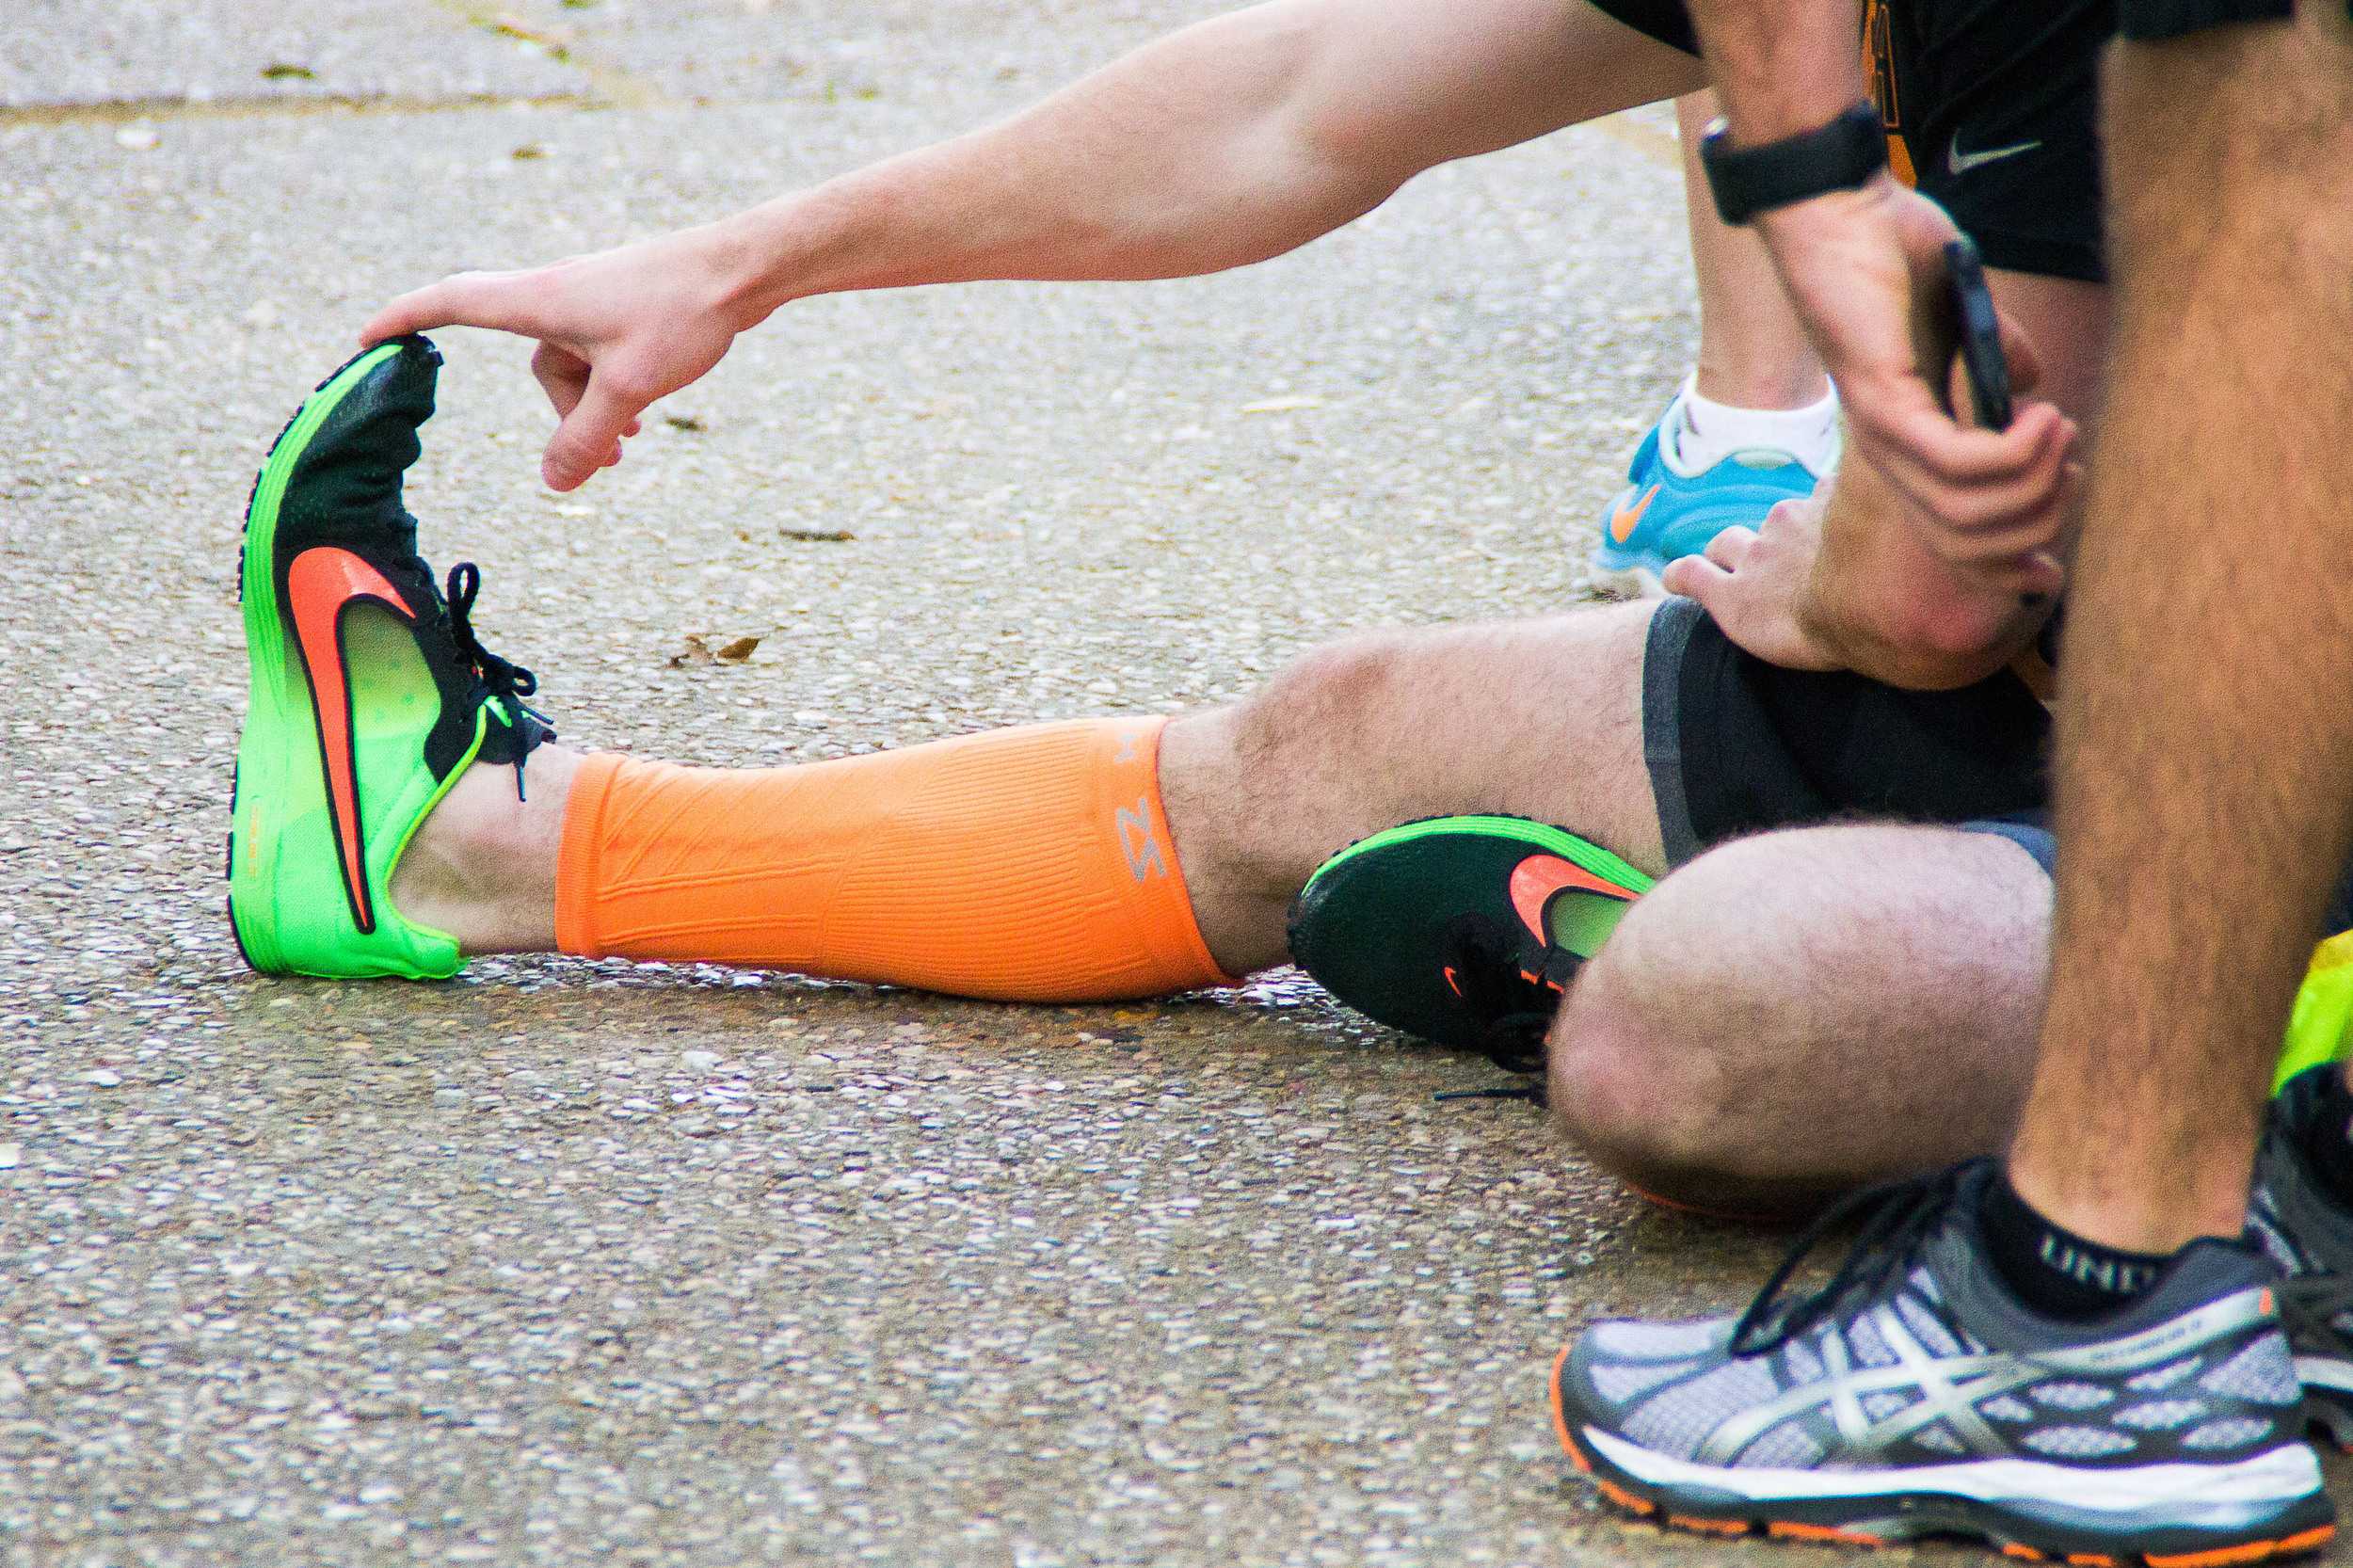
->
xmin=264 ymin=335 xmax=552 ymax=789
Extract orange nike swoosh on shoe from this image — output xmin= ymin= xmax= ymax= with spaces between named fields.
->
xmin=1608 ymin=484 xmax=1661 ymax=545
xmin=287 ymin=546 xmax=418 ymax=936
xmin=1509 ymin=855 xmax=1637 ymax=946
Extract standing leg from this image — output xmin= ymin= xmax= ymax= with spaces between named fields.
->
xmin=1675 ymin=91 xmax=1832 ymax=414
xmin=1587 ymin=95 xmax=1839 ymax=593
xmin=2008 ymin=10 xmax=2353 ymax=1251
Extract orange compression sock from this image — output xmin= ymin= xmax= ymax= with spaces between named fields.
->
xmin=553 ymin=716 xmax=1237 ymax=1002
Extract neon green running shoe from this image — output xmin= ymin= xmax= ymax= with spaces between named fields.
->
xmin=1287 ymin=814 xmax=1652 ymax=1072
xmin=228 ymin=335 xmax=552 ymax=979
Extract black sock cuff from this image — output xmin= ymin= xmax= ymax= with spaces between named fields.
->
xmin=1982 ymin=1169 xmax=2176 ymax=1320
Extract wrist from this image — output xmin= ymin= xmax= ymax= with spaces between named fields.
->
xmin=1701 ymin=101 xmax=1886 ymax=228
xmin=1752 ymin=167 xmax=1906 ymax=239
xmin=699 ymin=208 xmax=794 ymax=333
xmin=704 ymin=179 xmax=877 ymax=331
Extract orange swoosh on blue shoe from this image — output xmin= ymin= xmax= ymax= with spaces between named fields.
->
xmin=1608 ymin=483 xmax=1661 ymax=545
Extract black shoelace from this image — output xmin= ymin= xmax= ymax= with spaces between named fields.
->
xmin=2279 ymin=1272 xmax=2353 ymax=1352
xmin=1429 ymin=916 xmax=1561 ymax=1106
xmin=1727 ymin=1160 xmax=1979 ymax=1358
xmin=444 ymin=561 xmax=552 ymax=801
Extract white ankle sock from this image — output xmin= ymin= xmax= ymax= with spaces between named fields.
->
xmin=1673 ymin=376 xmax=1841 ymax=476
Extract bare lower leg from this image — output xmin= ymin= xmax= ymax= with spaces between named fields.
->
xmin=390 ymin=744 xmax=579 ymax=952
xmin=1548 ymin=824 xmax=2051 ymax=1217
xmin=1675 ymin=92 xmax=1829 ymax=411
xmin=396 ymin=601 xmax=1666 ymax=975
xmin=2008 ymin=16 xmax=2353 ymax=1250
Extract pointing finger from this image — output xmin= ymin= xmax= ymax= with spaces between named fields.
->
xmin=361 ymin=270 xmax=543 ymax=348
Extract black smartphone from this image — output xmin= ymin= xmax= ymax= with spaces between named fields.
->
xmin=1940 ymin=234 xmax=2012 ymax=431
xmin=1940 ymin=235 xmax=2051 ymax=606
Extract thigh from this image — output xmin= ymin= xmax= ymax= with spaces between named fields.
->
xmin=1989 ymin=267 xmax=2110 ymax=430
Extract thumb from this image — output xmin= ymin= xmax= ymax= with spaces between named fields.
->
xmin=541 ymin=375 xmax=641 ymax=491
xmin=1658 ymin=553 xmax=1726 ymax=603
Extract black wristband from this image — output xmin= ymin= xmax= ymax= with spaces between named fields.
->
xmin=1700 ymin=102 xmax=1889 ymax=228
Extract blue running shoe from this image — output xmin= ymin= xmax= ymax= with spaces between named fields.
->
xmin=1590 ymin=392 xmax=1829 ymax=598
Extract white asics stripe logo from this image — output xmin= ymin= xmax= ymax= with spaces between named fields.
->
xmin=1584 ymin=1425 xmax=2324 ymax=1507
xmin=1947 ymin=136 xmax=2041 ymax=177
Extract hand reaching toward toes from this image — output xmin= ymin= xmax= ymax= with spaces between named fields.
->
xmin=361 ymin=224 xmax=756 ymax=492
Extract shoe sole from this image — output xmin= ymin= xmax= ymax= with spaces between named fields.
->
xmin=1288 ymin=814 xmax=1651 ymax=1050
xmin=226 ymin=343 xmax=408 ymax=974
xmin=1588 ymin=552 xmax=1669 ymax=600
xmin=1551 ymin=1348 xmax=2337 ymax=1566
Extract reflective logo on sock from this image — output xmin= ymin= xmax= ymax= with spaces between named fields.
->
xmin=1116 ymin=796 xmax=1169 ymax=882
xmin=2037 ymin=1231 xmax=2159 ymax=1299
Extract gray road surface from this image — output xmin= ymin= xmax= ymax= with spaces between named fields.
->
xmin=7 ymin=4 xmax=2334 ymax=1565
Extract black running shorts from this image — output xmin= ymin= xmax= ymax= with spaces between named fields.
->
xmin=1581 ymin=0 xmax=2304 ymax=282
xmin=1641 ymin=597 xmax=2050 ymax=866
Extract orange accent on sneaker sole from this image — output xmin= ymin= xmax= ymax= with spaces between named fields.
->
xmin=1769 ymin=1521 xmax=1888 ymax=1546
xmin=1621 ymin=1181 xmax=1785 ymax=1226
xmin=2144 ymin=1527 xmax=2334 ymax=1568
xmin=1596 ymin=1480 xmax=1655 ymax=1517
xmin=1668 ymin=1514 xmax=1751 ymax=1536
xmin=1548 ymin=1346 xmax=1587 ymax=1471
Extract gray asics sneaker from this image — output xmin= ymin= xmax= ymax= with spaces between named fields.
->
xmin=2250 ymin=1064 xmax=2353 ymax=1448
xmin=1550 ymin=1161 xmax=2333 ymax=1562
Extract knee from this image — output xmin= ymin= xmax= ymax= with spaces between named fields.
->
xmin=1234 ymin=631 xmax=1414 ymax=767
xmin=1542 ymin=875 xmax=1818 ymax=1221
xmin=1545 ymin=947 xmax=1748 ymax=1212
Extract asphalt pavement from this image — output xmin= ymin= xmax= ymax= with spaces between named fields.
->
xmin=8 ymin=4 xmax=2337 ymax=1566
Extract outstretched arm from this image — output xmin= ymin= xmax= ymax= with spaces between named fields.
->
xmin=364 ymin=0 xmax=1695 ymax=489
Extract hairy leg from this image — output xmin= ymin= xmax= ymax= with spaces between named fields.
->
xmin=1163 ymin=601 xmax=1662 ymax=973
xmin=1675 ymin=91 xmax=1830 ymax=412
xmin=392 ymin=745 xmax=579 ymax=953
xmin=2009 ymin=10 xmax=2353 ymax=1249
xmin=1550 ymin=824 xmax=2052 ymax=1218
xmin=399 ymin=600 xmax=1666 ymax=975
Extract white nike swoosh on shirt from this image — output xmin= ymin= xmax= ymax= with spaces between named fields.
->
xmin=1946 ymin=137 xmax=2041 ymax=177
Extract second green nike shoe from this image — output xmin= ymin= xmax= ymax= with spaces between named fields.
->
xmin=228 ymin=335 xmax=552 ymax=979
xmin=1286 ymin=814 xmax=1653 ymax=1069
